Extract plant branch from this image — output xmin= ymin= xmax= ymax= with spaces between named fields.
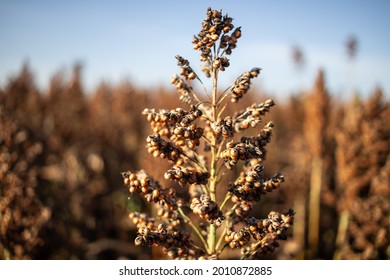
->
xmin=178 ymin=207 xmax=208 ymax=252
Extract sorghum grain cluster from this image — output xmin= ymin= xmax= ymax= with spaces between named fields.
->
xmin=122 ymin=7 xmax=294 ymax=259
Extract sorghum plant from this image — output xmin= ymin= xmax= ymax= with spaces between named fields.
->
xmin=0 ymin=105 xmax=51 ymax=259
xmin=303 ymin=69 xmax=332 ymax=258
xmin=335 ymin=90 xmax=390 ymax=259
xmin=122 ymin=7 xmax=294 ymax=259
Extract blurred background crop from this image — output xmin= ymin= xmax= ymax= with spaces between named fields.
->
xmin=0 ymin=0 xmax=389 ymax=259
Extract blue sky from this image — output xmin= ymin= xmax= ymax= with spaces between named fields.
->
xmin=1 ymin=0 xmax=389 ymax=97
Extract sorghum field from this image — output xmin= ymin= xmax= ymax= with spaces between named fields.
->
xmin=1 ymin=7 xmax=389 ymax=260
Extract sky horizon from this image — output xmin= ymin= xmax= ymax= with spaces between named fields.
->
xmin=1 ymin=1 xmax=389 ymax=98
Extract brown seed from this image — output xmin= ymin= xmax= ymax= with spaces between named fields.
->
xmin=229 ymin=148 xmax=238 ymax=159
xmin=157 ymin=208 xmax=164 ymax=216
xmin=188 ymin=72 xmax=196 ymax=80
xmin=233 ymin=28 xmax=241 ymax=37
xmin=187 ymin=175 xmax=195 ymax=185
xmin=174 ymin=170 xmax=183 ymax=179
xmin=249 ymin=225 xmax=257 ymax=232
xmin=167 ymin=250 xmax=176 ymax=258
xmin=176 ymin=139 xmax=186 ymax=146
xmin=159 ymin=233 xmax=166 ymax=241
xmin=225 ymin=235 xmax=233 ymax=243
xmin=170 ymin=150 xmax=179 ymax=159
xmin=221 ymin=34 xmax=229 ymax=42
xmin=213 ymin=59 xmax=221 ymax=68
xmin=233 ymin=88 xmax=244 ymax=95
xmin=172 ymin=220 xmax=180 ymax=227
xmin=236 ymin=177 xmax=245 ymax=185
xmin=141 ymin=186 xmax=149 ymax=194
xmin=242 ymin=204 xmax=251 ymax=212
xmin=195 ymin=128 xmax=203 ymax=138
xmin=187 ymin=141 xmax=195 ymax=149
xmin=146 ymin=195 xmax=153 ymax=202
xmin=209 ymin=26 xmax=217 ymax=34
xmin=140 ymin=178 xmax=148 ymax=187
xmin=164 ymin=172 xmax=173 ymax=180
xmin=132 ymin=217 xmax=139 ymax=225
xmin=152 ymin=189 xmax=160 ymax=200
xmin=235 ymin=208 xmax=243 ymax=216
xmin=242 ymin=122 xmax=250 ymax=129
xmin=245 ymin=176 xmax=254 ymax=183
xmin=138 ymin=227 xmax=148 ymax=235
xmin=229 ymin=240 xmax=238 ymax=249
xmin=183 ymin=130 xmax=191 ymax=138
xmin=234 ymin=232 xmax=243 ymax=241
xmin=134 ymin=237 xmax=143 ymax=246
xmin=174 ymin=127 xmax=183 ymax=135
xmin=281 ymin=215 xmax=291 ymax=224
xmin=210 ymin=34 xmax=219 ymax=41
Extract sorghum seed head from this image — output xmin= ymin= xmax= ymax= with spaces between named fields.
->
xmin=135 ymin=237 xmax=143 ymax=246
xmin=122 ymin=7 xmax=293 ymax=260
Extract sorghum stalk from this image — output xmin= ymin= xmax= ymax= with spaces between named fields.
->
xmin=208 ymin=66 xmax=219 ymax=254
xmin=122 ymin=7 xmax=294 ymax=260
xmin=308 ymin=156 xmax=322 ymax=257
xmin=304 ymin=69 xmax=331 ymax=258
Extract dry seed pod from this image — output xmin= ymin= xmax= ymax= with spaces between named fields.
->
xmin=230 ymin=68 xmax=261 ymax=103
xmin=164 ymin=166 xmax=210 ymax=187
xmin=190 ymin=194 xmax=224 ymax=227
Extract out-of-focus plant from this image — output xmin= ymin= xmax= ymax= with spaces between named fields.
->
xmin=335 ymin=89 xmax=390 ymax=259
xmin=0 ymin=105 xmax=51 ymax=259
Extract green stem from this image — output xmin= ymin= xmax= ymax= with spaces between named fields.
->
xmin=220 ymin=192 xmax=232 ymax=211
xmin=208 ymin=225 xmax=216 ymax=255
xmin=178 ymin=207 xmax=208 ymax=252
xmin=207 ymin=66 xmax=219 ymax=255
xmin=215 ymin=227 xmax=227 ymax=251
xmin=333 ymin=210 xmax=350 ymax=260
xmin=217 ymin=103 xmax=228 ymax=119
